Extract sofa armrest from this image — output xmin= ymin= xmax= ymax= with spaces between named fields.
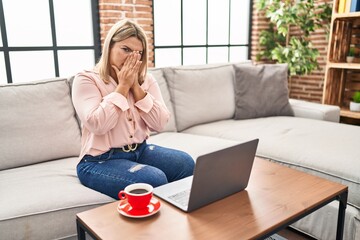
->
xmin=289 ymin=99 xmax=340 ymax=123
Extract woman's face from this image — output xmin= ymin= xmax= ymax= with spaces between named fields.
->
xmin=109 ymin=36 xmax=144 ymax=70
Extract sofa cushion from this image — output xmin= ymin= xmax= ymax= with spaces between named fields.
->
xmin=148 ymin=132 xmax=239 ymax=160
xmin=233 ymin=64 xmax=294 ymax=119
xmin=292 ymin=200 xmax=359 ymax=240
xmin=182 ymin=117 xmax=360 ymax=210
xmin=163 ymin=63 xmax=236 ymax=131
xmin=147 ymin=68 xmax=177 ymax=132
xmin=0 ymin=157 xmax=113 ymax=239
xmin=0 ymin=78 xmax=81 ymax=170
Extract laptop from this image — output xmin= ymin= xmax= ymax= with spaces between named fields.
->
xmin=153 ymin=139 xmax=259 ymax=212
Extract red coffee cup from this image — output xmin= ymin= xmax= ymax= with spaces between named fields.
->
xmin=118 ymin=183 xmax=153 ymax=209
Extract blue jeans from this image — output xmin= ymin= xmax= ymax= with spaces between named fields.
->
xmin=77 ymin=142 xmax=195 ymax=199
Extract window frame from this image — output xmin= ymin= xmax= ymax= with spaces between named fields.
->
xmin=152 ymin=0 xmax=253 ymax=66
xmin=0 ymin=0 xmax=101 ymax=84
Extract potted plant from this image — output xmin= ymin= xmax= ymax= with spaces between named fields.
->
xmin=347 ymin=46 xmax=355 ymax=63
xmin=350 ymin=91 xmax=360 ymax=112
xmin=256 ymin=0 xmax=332 ymax=76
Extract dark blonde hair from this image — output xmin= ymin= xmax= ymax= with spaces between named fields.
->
xmin=96 ymin=19 xmax=148 ymax=84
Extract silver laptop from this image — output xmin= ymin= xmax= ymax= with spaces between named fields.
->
xmin=153 ymin=139 xmax=259 ymax=212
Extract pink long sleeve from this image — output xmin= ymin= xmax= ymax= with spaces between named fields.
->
xmin=71 ymin=69 xmax=170 ymax=159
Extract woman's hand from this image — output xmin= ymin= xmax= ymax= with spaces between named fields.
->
xmin=112 ymin=51 xmax=142 ymax=96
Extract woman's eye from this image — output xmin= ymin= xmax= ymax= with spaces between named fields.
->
xmin=122 ymin=48 xmax=131 ymax=53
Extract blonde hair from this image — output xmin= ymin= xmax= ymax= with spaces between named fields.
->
xmin=96 ymin=19 xmax=148 ymax=84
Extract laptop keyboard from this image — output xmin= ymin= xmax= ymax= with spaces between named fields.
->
xmin=168 ymin=189 xmax=191 ymax=207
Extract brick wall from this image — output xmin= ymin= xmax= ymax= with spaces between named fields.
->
xmin=98 ymin=0 xmax=332 ymax=103
xmin=98 ymin=0 xmax=154 ymax=67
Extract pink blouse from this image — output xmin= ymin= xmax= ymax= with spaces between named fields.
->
xmin=71 ymin=69 xmax=170 ymax=160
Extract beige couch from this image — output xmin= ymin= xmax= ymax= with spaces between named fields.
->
xmin=0 ymin=62 xmax=359 ymax=240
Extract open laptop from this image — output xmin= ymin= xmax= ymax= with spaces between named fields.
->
xmin=153 ymin=139 xmax=259 ymax=212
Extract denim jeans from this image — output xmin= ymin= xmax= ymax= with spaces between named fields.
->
xmin=77 ymin=142 xmax=195 ymax=199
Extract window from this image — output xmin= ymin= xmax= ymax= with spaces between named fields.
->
xmin=0 ymin=0 xmax=100 ymax=84
xmin=153 ymin=0 xmax=252 ymax=67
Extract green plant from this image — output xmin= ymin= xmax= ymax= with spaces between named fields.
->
xmin=256 ymin=0 xmax=332 ymax=76
xmin=348 ymin=46 xmax=356 ymax=57
xmin=353 ymin=91 xmax=360 ymax=103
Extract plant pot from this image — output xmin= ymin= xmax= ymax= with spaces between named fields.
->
xmin=350 ymin=101 xmax=360 ymax=112
xmin=346 ymin=56 xmax=354 ymax=63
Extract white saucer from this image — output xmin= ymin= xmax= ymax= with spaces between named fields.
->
xmin=117 ymin=197 xmax=161 ymax=218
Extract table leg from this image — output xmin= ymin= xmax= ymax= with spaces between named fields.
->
xmin=77 ymin=219 xmax=86 ymax=240
xmin=336 ymin=190 xmax=348 ymax=240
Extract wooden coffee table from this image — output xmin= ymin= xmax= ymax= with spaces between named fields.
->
xmin=76 ymin=157 xmax=348 ymax=240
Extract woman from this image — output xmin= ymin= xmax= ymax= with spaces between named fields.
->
xmin=72 ymin=19 xmax=195 ymax=199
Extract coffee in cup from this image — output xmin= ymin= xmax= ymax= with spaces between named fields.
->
xmin=118 ymin=183 xmax=153 ymax=209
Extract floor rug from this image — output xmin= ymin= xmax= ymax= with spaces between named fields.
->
xmin=265 ymin=234 xmax=287 ymax=240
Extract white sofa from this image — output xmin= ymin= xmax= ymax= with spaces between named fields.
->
xmin=0 ymin=62 xmax=359 ymax=240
